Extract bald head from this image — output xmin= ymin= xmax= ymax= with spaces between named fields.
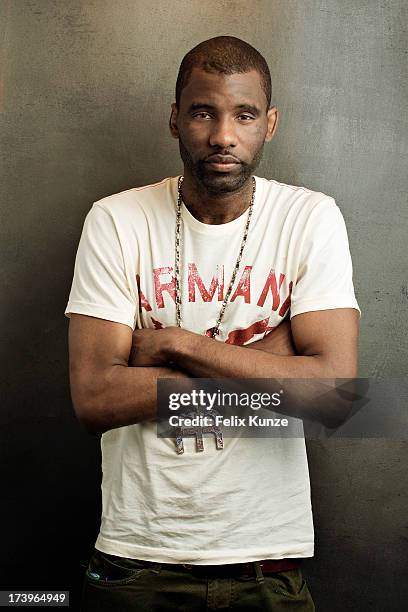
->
xmin=175 ymin=36 xmax=272 ymax=111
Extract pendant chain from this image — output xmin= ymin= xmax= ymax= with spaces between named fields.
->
xmin=175 ymin=176 xmax=256 ymax=339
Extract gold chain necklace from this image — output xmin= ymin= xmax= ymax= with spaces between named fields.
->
xmin=174 ymin=175 xmax=256 ymax=338
xmin=172 ymin=175 xmax=256 ymax=454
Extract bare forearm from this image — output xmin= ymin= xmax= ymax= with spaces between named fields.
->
xmin=163 ymin=332 xmax=354 ymax=427
xmin=129 ymin=311 xmax=358 ymax=427
xmin=167 ymin=330 xmax=329 ymax=378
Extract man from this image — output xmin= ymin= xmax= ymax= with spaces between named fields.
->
xmin=66 ymin=36 xmax=360 ymax=611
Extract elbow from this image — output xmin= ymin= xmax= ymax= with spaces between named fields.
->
xmin=318 ymin=353 xmax=358 ymax=381
xmin=70 ymin=381 xmax=112 ymax=435
xmin=307 ymin=356 xmax=358 ymax=428
xmin=69 ymin=356 xmax=130 ymax=434
xmin=319 ymin=371 xmax=360 ymax=430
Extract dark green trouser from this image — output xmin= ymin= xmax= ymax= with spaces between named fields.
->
xmin=80 ymin=549 xmax=315 ymax=611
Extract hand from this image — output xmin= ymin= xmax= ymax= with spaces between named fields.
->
xmin=249 ymin=318 xmax=297 ymax=356
xmin=129 ymin=327 xmax=182 ymax=367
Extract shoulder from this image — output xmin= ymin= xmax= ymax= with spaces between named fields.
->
xmin=92 ymin=176 xmax=178 ymax=221
xmin=256 ymin=176 xmax=337 ymax=218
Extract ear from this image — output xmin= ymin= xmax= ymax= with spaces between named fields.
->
xmin=264 ymin=106 xmax=279 ymax=142
xmin=169 ymin=103 xmax=179 ymax=139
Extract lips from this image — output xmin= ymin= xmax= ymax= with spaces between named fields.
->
xmin=204 ymin=154 xmax=241 ymax=172
xmin=205 ymin=154 xmax=241 ymax=164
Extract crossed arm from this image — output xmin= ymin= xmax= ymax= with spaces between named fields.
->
xmin=68 ymin=308 xmax=359 ymax=434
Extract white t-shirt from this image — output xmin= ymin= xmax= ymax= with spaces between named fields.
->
xmin=65 ymin=175 xmax=360 ymax=564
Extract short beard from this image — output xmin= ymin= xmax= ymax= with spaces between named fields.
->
xmin=178 ymin=140 xmax=264 ymax=195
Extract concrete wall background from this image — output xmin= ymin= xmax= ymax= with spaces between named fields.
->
xmin=1 ymin=1 xmax=407 ymax=610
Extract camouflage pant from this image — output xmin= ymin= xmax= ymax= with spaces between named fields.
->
xmin=80 ymin=548 xmax=315 ymax=611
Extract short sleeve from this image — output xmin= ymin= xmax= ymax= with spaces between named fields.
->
xmin=64 ymin=203 xmax=137 ymax=330
xmin=290 ymin=199 xmax=360 ymax=318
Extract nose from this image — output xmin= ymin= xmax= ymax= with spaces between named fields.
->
xmin=208 ymin=117 xmax=237 ymax=149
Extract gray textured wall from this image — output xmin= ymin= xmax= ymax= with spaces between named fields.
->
xmin=1 ymin=1 xmax=407 ymax=610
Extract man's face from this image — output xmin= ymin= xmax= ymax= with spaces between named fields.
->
xmin=170 ymin=68 xmax=278 ymax=194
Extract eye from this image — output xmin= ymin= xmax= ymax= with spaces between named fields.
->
xmin=237 ymin=113 xmax=255 ymax=121
xmin=192 ymin=112 xmax=212 ymax=120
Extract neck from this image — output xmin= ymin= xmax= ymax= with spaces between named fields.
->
xmin=180 ymin=173 xmax=254 ymax=224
